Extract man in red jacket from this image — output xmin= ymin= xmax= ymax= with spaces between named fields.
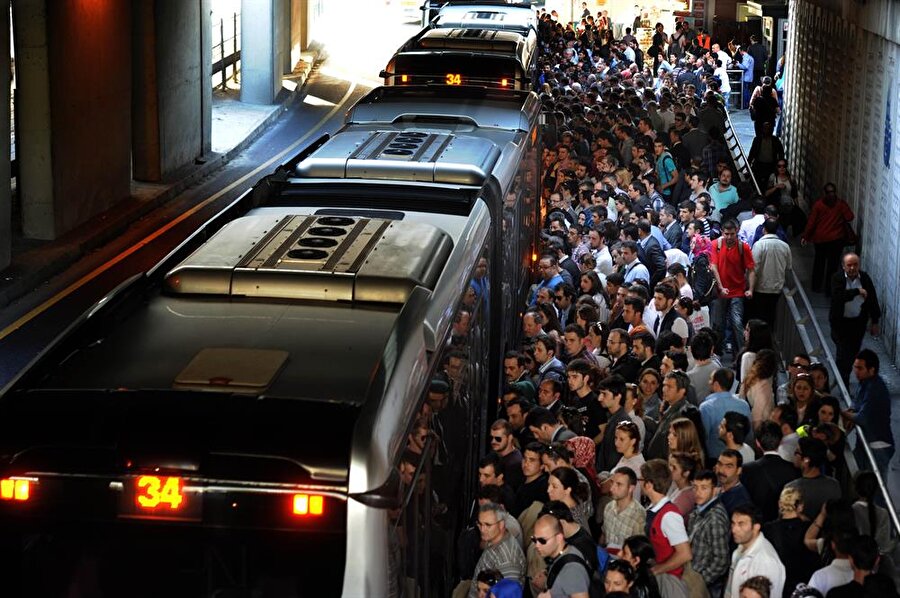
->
xmin=801 ymin=183 xmax=854 ymax=296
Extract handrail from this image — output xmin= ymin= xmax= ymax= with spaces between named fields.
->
xmin=722 ymin=107 xmax=762 ymax=197
xmin=779 ymin=271 xmax=900 ymax=532
xmin=723 ymin=108 xmax=900 ymax=531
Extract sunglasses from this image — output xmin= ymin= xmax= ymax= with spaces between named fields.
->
xmin=531 ymin=536 xmax=551 ymax=545
xmin=490 ymin=436 xmax=505 ymax=443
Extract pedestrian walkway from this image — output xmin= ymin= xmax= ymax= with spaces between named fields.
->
xmin=731 ymin=108 xmax=900 ymax=508
xmin=0 ymin=53 xmax=317 ymax=311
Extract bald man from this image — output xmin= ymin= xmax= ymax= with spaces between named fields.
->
xmin=829 ymin=252 xmax=881 ymax=384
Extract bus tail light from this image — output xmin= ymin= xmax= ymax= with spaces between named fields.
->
xmin=292 ymin=494 xmax=325 ymax=516
xmin=0 ymin=478 xmax=31 ymax=501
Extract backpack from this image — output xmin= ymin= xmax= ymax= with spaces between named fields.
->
xmin=688 ymin=253 xmax=717 ymax=306
xmin=546 ymin=551 xmax=603 ymax=598
xmin=708 ymin=219 xmax=722 ymax=240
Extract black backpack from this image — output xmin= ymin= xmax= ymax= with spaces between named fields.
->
xmin=546 ymin=552 xmax=603 ymax=598
xmin=688 ymin=253 xmax=717 ymax=306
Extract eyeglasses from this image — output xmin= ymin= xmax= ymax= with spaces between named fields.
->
xmin=554 ymin=295 xmax=565 ymax=301
xmin=490 ymin=436 xmax=505 ymax=443
xmin=531 ymin=536 xmax=551 ymax=545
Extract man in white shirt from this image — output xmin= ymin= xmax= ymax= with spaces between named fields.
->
xmin=621 ymin=241 xmax=650 ymax=285
xmin=738 ymin=200 xmax=766 ymax=245
xmin=751 ymin=219 xmax=792 ymax=329
xmin=808 ymin=533 xmax=854 ymax=595
xmin=588 ymin=226 xmax=614 ymax=276
xmin=771 ymin=404 xmax=800 ymax=463
xmin=724 ymin=504 xmax=786 ymax=598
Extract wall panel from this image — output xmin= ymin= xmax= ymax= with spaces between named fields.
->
xmin=784 ymin=0 xmax=900 ymax=365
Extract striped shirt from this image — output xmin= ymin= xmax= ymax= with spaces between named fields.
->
xmin=468 ymin=531 xmax=526 ymax=597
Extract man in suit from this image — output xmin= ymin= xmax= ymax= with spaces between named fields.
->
xmin=660 ymin=205 xmax=683 ymax=249
xmin=740 ymin=421 xmax=799 ymax=523
xmin=636 ymin=219 xmax=667 ymax=287
xmin=607 ymin=328 xmax=642 ymax=383
xmin=526 ymin=407 xmax=576 ymax=445
xmin=829 ymin=252 xmax=881 ymax=385
xmin=645 ymin=371 xmax=694 ymax=460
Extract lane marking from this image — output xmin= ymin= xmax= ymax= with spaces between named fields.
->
xmin=0 ymin=80 xmax=358 ymax=341
xmin=303 ymin=94 xmax=337 ymax=107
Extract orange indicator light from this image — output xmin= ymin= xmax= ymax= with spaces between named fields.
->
xmin=401 ymin=74 xmax=409 ymax=83
xmin=0 ymin=478 xmax=31 ymax=501
xmin=500 ymin=78 xmax=509 ymax=87
xmin=135 ymin=475 xmax=183 ymax=510
xmin=292 ymin=493 xmax=325 ymax=516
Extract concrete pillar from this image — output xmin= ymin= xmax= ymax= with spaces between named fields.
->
xmin=0 ymin=6 xmax=9 ymax=269
xmin=241 ymin=0 xmax=279 ymax=104
xmin=132 ymin=0 xmax=211 ymax=182
xmin=291 ymin=0 xmax=308 ymax=65
xmin=13 ymin=0 xmax=131 ymax=240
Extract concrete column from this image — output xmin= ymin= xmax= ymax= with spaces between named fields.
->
xmin=14 ymin=0 xmax=131 ymax=240
xmin=132 ymin=0 xmax=211 ymax=182
xmin=291 ymin=0 xmax=308 ymax=65
xmin=241 ymin=0 xmax=279 ymax=104
xmin=0 ymin=6 xmax=10 ymax=269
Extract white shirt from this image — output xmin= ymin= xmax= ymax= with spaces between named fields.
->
xmin=738 ymin=214 xmax=765 ymax=245
xmin=844 ymin=274 xmax=864 ymax=318
xmin=752 ymin=234 xmax=792 ymax=294
xmin=714 ymin=65 xmax=731 ymax=93
xmin=808 ymin=558 xmax=853 ymax=595
xmin=739 ymin=443 xmax=757 ymax=464
xmin=594 ymin=245 xmax=614 ymax=277
xmin=666 ymin=248 xmax=690 ymax=270
xmin=778 ymin=432 xmax=800 ymax=463
xmin=725 ymin=533 xmax=786 ymax=598
xmin=648 ymin=497 xmax=689 ymax=545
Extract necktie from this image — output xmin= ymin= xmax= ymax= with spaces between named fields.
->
xmin=654 ymin=315 xmax=661 ymax=333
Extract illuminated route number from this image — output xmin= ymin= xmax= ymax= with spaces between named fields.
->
xmin=445 ymin=73 xmax=462 ymax=85
xmin=136 ymin=475 xmax=184 ymax=510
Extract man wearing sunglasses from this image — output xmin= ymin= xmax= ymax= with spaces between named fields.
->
xmin=490 ymin=419 xmax=524 ymax=492
xmin=532 ymin=514 xmax=591 ymax=598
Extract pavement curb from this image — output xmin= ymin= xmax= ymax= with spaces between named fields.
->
xmin=0 ymin=52 xmax=320 ymax=310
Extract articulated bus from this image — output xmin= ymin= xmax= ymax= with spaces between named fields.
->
xmin=0 ymin=85 xmax=543 ymax=597
xmin=382 ymin=19 xmax=538 ymax=90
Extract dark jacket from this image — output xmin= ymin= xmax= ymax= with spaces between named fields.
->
xmin=638 ymin=235 xmax=667 ymax=287
xmin=609 ymin=353 xmax=642 ymax=383
xmin=663 ymin=222 xmax=683 ymax=249
xmin=829 ymin=270 xmax=881 ymax=327
xmin=740 ymin=453 xmax=799 ymax=523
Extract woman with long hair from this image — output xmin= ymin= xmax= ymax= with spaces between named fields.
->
xmin=741 ymin=348 xmax=779 ymax=426
xmin=638 ymin=368 xmax=663 ymax=423
xmin=588 ymin=321 xmax=612 ymax=373
xmin=622 ymin=536 xmax=663 ymax=598
xmin=609 ymin=420 xmax=645 ymax=501
xmin=790 ymin=374 xmax=820 ymax=426
xmin=667 ymin=452 xmax=697 ymax=520
xmin=765 ymin=160 xmax=803 ymax=236
xmin=579 ymin=270 xmax=610 ymax=320
xmin=548 ymin=466 xmax=592 ymax=531
xmin=667 ymin=417 xmax=705 ymax=464
xmin=604 ymin=559 xmax=637 ymax=595
xmin=737 ymin=319 xmax=774 ymax=381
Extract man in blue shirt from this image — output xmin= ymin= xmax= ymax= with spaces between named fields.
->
xmin=843 ymin=349 xmax=894 ymax=473
xmin=699 ymin=368 xmax=751 ymax=460
xmin=529 ymin=255 xmax=565 ymax=305
xmin=621 ymin=241 xmax=650 ymax=284
xmin=733 ymin=49 xmax=755 ymax=109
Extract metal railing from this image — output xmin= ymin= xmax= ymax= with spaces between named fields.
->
xmin=211 ymin=12 xmax=241 ymax=90
xmin=723 ymin=110 xmax=900 ymax=532
xmin=723 ymin=107 xmax=758 ymax=195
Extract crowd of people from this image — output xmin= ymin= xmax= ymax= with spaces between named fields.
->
xmin=396 ymin=7 xmax=896 ymax=598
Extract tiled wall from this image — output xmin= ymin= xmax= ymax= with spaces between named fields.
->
xmin=782 ymin=0 xmax=900 ymax=364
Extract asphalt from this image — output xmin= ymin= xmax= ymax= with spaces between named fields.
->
xmin=0 ymin=52 xmax=318 ymax=312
